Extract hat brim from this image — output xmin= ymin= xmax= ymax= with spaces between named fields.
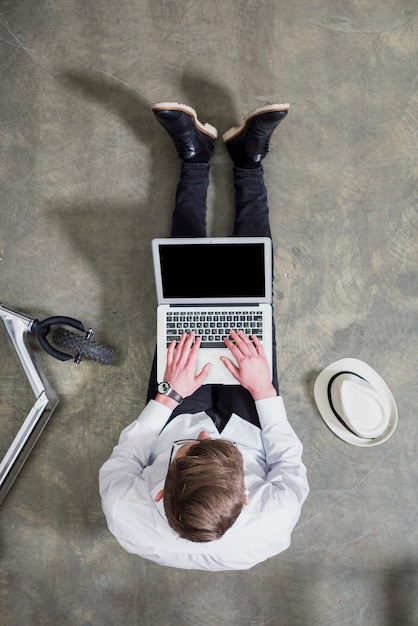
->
xmin=313 ymin=358 xmax=398 ymax=447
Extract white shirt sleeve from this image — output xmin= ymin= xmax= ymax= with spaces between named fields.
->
xmin=99 ymin=400 xmax=171 ymax=502
xmin=251 ymin=395 xmax=309 ymax=511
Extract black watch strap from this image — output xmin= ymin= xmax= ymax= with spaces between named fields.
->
xmin=157 ymin=382 xmax=184 ymax=404
xmin=166 ymin=388 xmax=183 ymax=404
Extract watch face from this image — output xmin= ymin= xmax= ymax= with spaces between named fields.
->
xmin=158 ymin=381 xmax=171 ymax=394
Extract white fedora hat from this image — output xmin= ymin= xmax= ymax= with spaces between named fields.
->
xmin=314 ymin=358 xmax=398 ymax=447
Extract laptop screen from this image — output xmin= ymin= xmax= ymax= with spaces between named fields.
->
xmin=153 ymin=238 xmax=272 ymax=304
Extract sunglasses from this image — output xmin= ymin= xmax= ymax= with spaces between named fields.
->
xmin=168 ymin=438 xmax=237 ymax=465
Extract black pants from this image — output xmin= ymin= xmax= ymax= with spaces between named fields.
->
xmin=147 ymin=162 xmax=279 ymax=430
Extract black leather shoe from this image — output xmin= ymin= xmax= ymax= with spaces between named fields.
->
xmin=223 ymin=104 xmax=289 ymax=166
xmin=152 ymin=102 xmax=217 ymax=162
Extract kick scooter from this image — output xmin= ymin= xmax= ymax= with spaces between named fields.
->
xmin=0 ymin=303 xmax=114 ymax=505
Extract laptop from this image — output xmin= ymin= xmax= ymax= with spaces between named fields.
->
xmin=152 ymin=237 xmax=273 ymax=385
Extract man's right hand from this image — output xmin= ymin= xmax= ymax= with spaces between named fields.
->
xmin=221 ymin=330 xmax=277 ymax=401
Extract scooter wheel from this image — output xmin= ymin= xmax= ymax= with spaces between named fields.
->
xmin=52 ymin=328 xmax=115 ymax=365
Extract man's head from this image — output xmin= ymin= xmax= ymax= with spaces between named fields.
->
xmin=156 ymin=432 xmax=247 ymax=542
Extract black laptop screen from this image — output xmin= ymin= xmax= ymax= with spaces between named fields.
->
xmin=159 ymin=243 xmax=266 ymax=299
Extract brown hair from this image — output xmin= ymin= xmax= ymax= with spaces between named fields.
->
xmin=163 ymin=439 xmax=246 ymax=542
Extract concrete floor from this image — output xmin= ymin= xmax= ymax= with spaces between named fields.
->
xmin=1 ymin=1 xmax=417 ymax=624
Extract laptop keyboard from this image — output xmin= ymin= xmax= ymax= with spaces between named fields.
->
xmin=165 ymin=309 xmax=264 ymax=348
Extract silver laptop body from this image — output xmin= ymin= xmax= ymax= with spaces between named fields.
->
xmin=152 ymin=237 xmax=273 ymax=385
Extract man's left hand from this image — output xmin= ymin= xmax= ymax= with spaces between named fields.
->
xmin=160 ymin=332 xmax=211 ymax=403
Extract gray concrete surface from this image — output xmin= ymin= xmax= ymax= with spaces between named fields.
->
xmin=1 ymin=1 xmax=417 ymax=625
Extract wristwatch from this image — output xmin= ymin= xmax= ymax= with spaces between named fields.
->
xmin=157 ymin=381 xmax=184 ymax=404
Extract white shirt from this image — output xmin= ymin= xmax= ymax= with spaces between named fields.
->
xmin=99 ymin=395 xmax=309 ymax=571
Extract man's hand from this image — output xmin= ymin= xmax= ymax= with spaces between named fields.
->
xmin=221 ymin=330 xmax=277 ymax=401
xmin=156 ymin=332 xmax=211 ymax=408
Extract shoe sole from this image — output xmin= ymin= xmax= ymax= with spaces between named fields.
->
xmin=151 ymin=101 xmax=218 ymax=139
xmin=222 ymin=103 xmax=289 ymax=143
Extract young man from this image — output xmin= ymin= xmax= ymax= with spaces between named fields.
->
xmin=99 ymin=102 xmax=309 ymax=571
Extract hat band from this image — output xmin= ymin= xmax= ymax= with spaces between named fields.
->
xmin=327 ymin=371 xmax=370 ymax=439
